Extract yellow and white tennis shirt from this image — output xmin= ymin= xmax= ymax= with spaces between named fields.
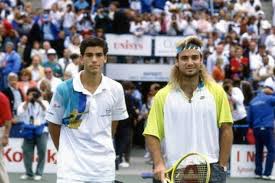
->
xmin=143 ymin=81 xmax=233 ymax=168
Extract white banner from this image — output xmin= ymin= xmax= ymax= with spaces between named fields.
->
xmin=4 ymin=138 xmax=57 ymax=173
xmin=105 ymin=63 xmax=172 ymax=82
xmin=105 ymin=34 xmax=152 ymax=56
xmin=230 ymin=145 xmax=275 ymax=177
xmin=154 ymin=36 xmax=183 ymax=57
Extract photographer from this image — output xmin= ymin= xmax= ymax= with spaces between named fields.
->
xmin=17 ymin=87 xmax=49 ymax=181
xmin=167 ymin=13 xmax=182 ymax=36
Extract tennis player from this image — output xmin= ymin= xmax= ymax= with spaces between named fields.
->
xmin=143 ymin=36 xmax=233 ymax=183
xmin=46 ymin=37 xmax=128 ymax=183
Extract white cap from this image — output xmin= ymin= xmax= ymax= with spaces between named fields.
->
xmin=47 ymin=48 xmax=56 ymax=55
xmin=256 ymin=10 xmax=265 ymax=17
xmin=264 ymin=77 xmax=275 ymax=91
xmin=262 ymin=20 xmax=271 ymax=30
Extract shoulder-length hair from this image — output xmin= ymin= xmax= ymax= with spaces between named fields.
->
xmin=170 ymin=36 xmax=213 ymax=88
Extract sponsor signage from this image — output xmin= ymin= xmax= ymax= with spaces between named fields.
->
xmin=230 ymin=145 xmax=275 ymax=177
xmin=3 ymin=138 xmax=57 ymax=173
xmin=105 ymin=63 xmax=172 ymax=82
xmin=105 ymin=34 xmax=152 ymax=56
xmin=154 ymin=36 xmax=183 ymax=57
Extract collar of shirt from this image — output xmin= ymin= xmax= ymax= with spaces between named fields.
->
xmin=73 ymin=71 xmax=111 ymax=95
xmin=175 ymin=80 xmax=205 ymax=91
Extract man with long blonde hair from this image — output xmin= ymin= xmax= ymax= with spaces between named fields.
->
xmin=143 ymin=36 xmax=233 ymax=183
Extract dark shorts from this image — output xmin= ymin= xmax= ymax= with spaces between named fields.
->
xmin=210 ymin=163 xmax=227 ymax=183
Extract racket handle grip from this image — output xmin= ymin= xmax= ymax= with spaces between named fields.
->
xmin=141 ymin=172 xmax=154 ymax=179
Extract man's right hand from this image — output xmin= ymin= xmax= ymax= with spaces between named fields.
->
xmin=153 ymin=162 xmax=166 ymax=182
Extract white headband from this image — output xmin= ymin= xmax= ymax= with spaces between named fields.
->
xmin=176 ymin=43 xmax=202 ymax=54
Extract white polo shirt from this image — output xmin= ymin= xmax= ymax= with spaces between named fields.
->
xmin=46 ymin=72 xmax=128 ymax=182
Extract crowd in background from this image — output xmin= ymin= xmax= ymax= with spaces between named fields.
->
xmin=0 ymin=0 xmax=274 ymax=169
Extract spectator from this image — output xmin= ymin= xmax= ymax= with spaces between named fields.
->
xmin=38 ymin=79 xmax=53 ymax=103
xmin=151 ymin=0 xmax=166 ymax=13
xmin=26 ymin=54 xmax=45 ymax=82
xmin=166 ymin=13 xmax=182 ymax=36
xmin=40 ymin=14 xmax=59 ymax=47
xmin=138 ymin=83 xmax=160 ymax=159
xmin=248 ymin=40 xmax=259 ymax=72
xmin=212 ymin=57 xmax=225 ymax=84
xmin=94 ymin=5 xmax=112 ymax=33
xmin=38 ymin=67 xmax=62 ymax=93
xmin=17 ymin=87 xmax=49 ymax=181
xmin=159 ymin=12 xmax=168 ymax=35
xmin=76 ymin=11 xmax=93 ymax=33
xmin=74 ymin=0 xmax=89 ymax=11
xmin=42 ymin=48 xmax=63 ymax=78
xmin=253 ymin=53 xmax=273 ymax=86
xmin=197 ymin=11 xmax=212 ymax=35
xmin=192 ymin=0 xmax=209 ymax=11
xmin=58 ymin=0 xmax=73 ymax=13
xmin=256 ymin=45 xmax=275 ymax=71
xmin=109 ymin=1 xmax=130 ymax=34
xmin=94 ymin=28 xmax=105 ymax=40
xmin=30 ymin=41 xmax=47 ymax=61
xmin=62 ymin=4 xmax=76 ymax=36
xmin=67 ymin=34 xmax=81 ymax=55
xmin=259 ymin=20 xmax=271 ymax=46
xmin=0 ymin=91 xmax=12 ymax=183
xmin=2 ymin=72 xmax=24 ymax=122
xmin=15 ymin=12 xmax=32 ymax=36
xmin=116 ymin=81 xmax=139 ymax=168
xmin=54 ymin=30 xmax=66 ymax=58
xmin=247 ymin=83 xmax=275 ymax=180
xmin=65 ymin=53 xmax=80 ymax=78
xmin=17 ymin=35 xmax=28 ymax=59
xmin=49 ymin=3 xmax=63 ymax=29
xmin=178 ymin=0 xmax=192 ymax=11
xmin=146 ymin=13 xmax=161 ymax=36
xmin=223 ymin=79 xmax=247 ymax=144
xmin=234 ymin=0 xmax=252 ymax=14
xmin=57 ymin=48 xmax=72 ymax=73
xmin=230 ymin=46 xmax=249 ymax=79
xmin=164 ymin=0 xmax=180 ymax=15
xmin=263 ymin=68 xmax=275 ymax=95
xmin=130 ymin=14 xmax=147 ymax=37
xmin=265 ymin=26 xmax=275 ymax=59
xmin=207 ymin=42 xmax=229 ymax=73
xmin=0 ymin=41 xmax=21 ymax=90
xmin=17 ymin=69 xmax=37 ymax=98
xmin=240 ymin=80 xmax=254 ymax=106
xmin=181 ymin=12 xmax=197 ymax=36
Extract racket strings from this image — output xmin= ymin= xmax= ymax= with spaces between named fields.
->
xmin=173 ymin=162 xmax=208 ymax=183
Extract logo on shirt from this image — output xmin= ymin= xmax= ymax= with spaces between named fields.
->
xmin=66 ymin=109 xmax=89 ymax=129
xmin=100 ymin=108 xmax=112 ymax=117
xmin=53 ymin=103 xmax=61 ymax=108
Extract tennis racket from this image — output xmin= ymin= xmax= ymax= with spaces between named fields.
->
xmin=141 ymin=152 xmax=211 ymax=183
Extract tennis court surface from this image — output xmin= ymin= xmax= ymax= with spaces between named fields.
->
xmin=8 ymin=147 xmax=272 ymax=183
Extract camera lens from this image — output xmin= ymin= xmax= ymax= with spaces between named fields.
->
xmin=33 ymin=93 xmax=39 ymax=100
